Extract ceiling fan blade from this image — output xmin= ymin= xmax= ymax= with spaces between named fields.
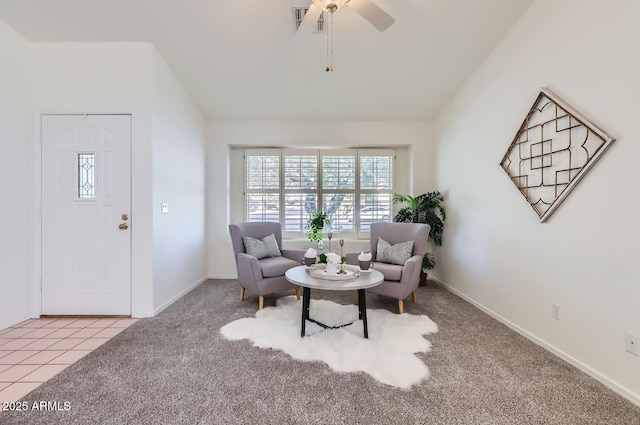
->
xmin=295 ymin=3 xmax=322 ymax=37
xmin=347 ymin=0 xmax=395 ymax=32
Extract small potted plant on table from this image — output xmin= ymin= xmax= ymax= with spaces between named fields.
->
xmin=305 ymin=211 xmax=330 ymax=249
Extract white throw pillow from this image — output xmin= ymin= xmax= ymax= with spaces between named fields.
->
xmin=242 ymin=233 xmax=282 ymax=259
xmin=377 ymin=238 xmax=413 ymax=266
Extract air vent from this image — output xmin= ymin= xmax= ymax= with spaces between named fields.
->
xmin=292 ymin=6 xmax=325 ymax=33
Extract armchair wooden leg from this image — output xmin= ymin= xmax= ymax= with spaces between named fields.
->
xmin=259 ymin=296 xmax=264 ymax=310
xmin=411 ymin=291 xmax=417 ymax=304
xmin=295 ymin=287 xmax=300 ymax=300
xmin=354 ymin=294 xmax=359 ymax=306
xmin=240 ymin=287 xmax=245 ymax=301
xmin=398 ymin=299 xmax=404 ymax=314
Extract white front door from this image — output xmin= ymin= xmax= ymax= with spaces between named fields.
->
xmin=41 ymin=114 xmax=132 ymax=315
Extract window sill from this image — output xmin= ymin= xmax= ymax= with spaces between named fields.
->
xmin=282 ymin=238 xmax=371 ymax=250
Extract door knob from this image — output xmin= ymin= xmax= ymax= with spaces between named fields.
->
xmin=118 ymin=223 xmax=129 ymax=230
xmin=121 ymin=214 xmax=129 ymax=220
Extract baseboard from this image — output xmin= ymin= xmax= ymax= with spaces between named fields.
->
xmin=207 ymin=275 xmax=237 ymax=280
xmin=431 ymin=278 xmax=640 ymax=408
xmin=0 ymin=315 xmax=32 ymax=331
xmin=152 ymin=277 xmax=208 ymax=316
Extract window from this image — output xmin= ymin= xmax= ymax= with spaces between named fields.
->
xmin=245 ymin=148 xmax=394 ymax=237
xmin=76 ymin=153 xmax=96 ymax=200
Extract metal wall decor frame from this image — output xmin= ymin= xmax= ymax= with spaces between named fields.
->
xmin=500 ymin=88 xmax=615 ymax=222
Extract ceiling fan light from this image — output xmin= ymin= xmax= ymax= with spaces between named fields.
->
xmin=312 ymin=0 xmax=348 ymax=12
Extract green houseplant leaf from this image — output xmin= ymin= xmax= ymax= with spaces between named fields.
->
xmin=393 ymin=191 xmax=446 ymax=271
xmin=305 ymin=212 xmax=330 ymax=243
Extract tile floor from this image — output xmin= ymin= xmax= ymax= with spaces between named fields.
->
xmin=0 ymin=317 xmax=137 ymax=403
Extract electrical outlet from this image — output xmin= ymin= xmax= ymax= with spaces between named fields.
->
xmin=552 ymin=303 xmax=560 ymax=320
xmin=625 ymin=333 xmax=639 ymax=356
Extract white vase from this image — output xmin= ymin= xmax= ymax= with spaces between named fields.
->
xmin=325 ymin=263 xmax=338 ymax=275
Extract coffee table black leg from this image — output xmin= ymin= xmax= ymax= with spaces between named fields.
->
xmin=358 ymin=289 xmax=369 ymax=339
xmin=301 ymin=287 xmax=311 ymax=337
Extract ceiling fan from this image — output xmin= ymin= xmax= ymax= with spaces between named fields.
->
xmin=297 ymin=0 xmax=395 ymax=71
xmin=297 ymin=0 xmax=395 ymax=35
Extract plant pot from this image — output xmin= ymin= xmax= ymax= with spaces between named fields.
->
xmin=419 ymin=272 xmax=428 ymax=286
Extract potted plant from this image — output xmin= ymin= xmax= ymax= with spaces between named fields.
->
xmin=305 ymin=211 xmax=330 ymax=246
xmin=392 ymin=191 xmax=446 ymax=284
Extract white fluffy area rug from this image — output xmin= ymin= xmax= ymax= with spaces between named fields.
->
xmin=220 ymin=296 xmax=438 ymax=389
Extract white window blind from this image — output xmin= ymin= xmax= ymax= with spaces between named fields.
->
xmin=245 ymin=148 xmax=394 ymax=237
xmin=245 ymin=150 xmax=280 ymax=222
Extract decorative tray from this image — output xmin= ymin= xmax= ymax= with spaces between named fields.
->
xmin=308 ymin=264 xmax=358 ymax=281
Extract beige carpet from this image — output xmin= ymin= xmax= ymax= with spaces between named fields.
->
xmin=1 ymin=279 xmax=639 ymax=424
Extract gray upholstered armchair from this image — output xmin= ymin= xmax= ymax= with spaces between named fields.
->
xmin=229 ymin=222 xmax=304 ymax=310
xmin=349 ymin=222 xmax=430 ymax=314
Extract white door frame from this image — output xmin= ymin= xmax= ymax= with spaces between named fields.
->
xmin=32 ymin=111 xmax=134 ymax=317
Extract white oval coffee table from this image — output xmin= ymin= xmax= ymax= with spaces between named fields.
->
xmin=285 ymin=265 xmax=383 ymax=338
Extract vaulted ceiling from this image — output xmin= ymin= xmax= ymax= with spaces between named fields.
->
xmin=0 ymin=0 xmax=534 ymax=120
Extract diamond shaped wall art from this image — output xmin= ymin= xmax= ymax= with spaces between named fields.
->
xmin=500 ymin=88 xmax=615 ymax=222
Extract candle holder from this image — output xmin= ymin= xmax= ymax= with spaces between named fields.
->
xmin=337 ymin=239 xmax=347 ymax=274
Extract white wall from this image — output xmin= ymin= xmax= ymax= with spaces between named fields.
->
xmin=0 ymin=21 xmax=31 ymax=329
xmin=29 ymin=42 xmax=156 ymax=316
xmin=151 ymin=49 xmax=207 ymax=312
xmin=207 ymin=121 xmax=434 ymax=278
xmin=434 ymin=0 xmax=640 ymax=404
